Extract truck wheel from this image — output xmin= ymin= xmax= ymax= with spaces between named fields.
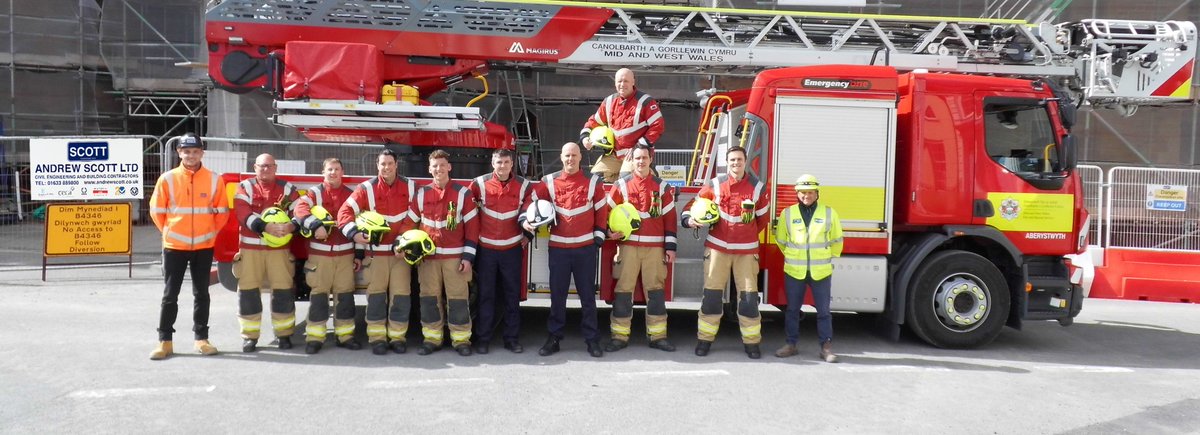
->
xmin=216 ymin=261 xmax=238 ymax=292
xmin=906 ymin=250 xmax=1010 ymax=348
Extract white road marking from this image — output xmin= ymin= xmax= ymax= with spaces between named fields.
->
xmin=1032 ymin=365 xmax=1135 ymax=373
xmin=837 ymin=365 xmax=953 ymax=373
xmin=616 ymin=369 xmax=730 ymax=378
xmin=68 ymin=385 xmax=216 ymax=399
xmin=366 ymin=378 xmax=495 ymax=389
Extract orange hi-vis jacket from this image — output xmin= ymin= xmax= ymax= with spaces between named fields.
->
xmin=608 ymin=172 xmax=678 ymax=251
xmin=581 ymin=87 xmax=665 ymax=159
xmin=683 ymin=173 xmax=770 ymax=255
xmin=234 ymin=177 xmax=300 ymax=251
xmin=337 ymin=175 xmax=416 ymax=253
xmin=413 ymin=181 xmax=480 ymax=262
xmin=530 ymin=170 xmax=608 ymax=249
xmin=150 ymin=164 xmax=229 ymax=251
xmin=293 ymin=181 xmax=354 ymax=257
xmin=470 ymin=172 xmax=532 ymax=250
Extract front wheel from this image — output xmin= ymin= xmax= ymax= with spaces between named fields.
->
xmin=906 ymin=250 xmax=1010 ymax=348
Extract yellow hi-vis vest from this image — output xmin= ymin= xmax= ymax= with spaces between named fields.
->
xmin=774 ymin=203 xmax=843 ymax=281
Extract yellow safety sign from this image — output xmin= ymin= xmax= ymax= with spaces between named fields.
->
xmin=985 ymin=193 xmax=1073 ymax=233
xmin=44 ymin=203 xmax=132 ymax=256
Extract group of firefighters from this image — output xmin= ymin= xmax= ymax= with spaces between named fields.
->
xmin=147 ymin=69 xmax=844 ymax=364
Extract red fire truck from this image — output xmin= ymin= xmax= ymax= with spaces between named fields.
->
xmin=204 ymin=0 xmax=1196 ymax=347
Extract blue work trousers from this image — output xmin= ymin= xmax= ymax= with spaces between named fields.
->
xmin=475 ymin=246 xmax=524 ymax=344
xmin=785 ymin=274 xmax=833 ymax=345
xmin=547 ymin=245 xmax=599 ymax=342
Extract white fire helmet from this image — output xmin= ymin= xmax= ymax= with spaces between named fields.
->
xmin=525 ymin=199 xmax=556 ymax=228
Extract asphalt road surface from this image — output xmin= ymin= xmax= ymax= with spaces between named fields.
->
xmin=2 ymin=264 xmax=1199 ymax=434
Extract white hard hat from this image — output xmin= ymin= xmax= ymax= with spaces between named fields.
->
xmin=525 ymin=199 xmax=556 ymax=228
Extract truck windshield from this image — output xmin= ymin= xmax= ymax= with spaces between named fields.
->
xmin=983 ymin=100 xmax=1062 ymax=181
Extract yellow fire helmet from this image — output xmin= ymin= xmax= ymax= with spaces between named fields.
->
xmin=589 ymin=125 xmax=616 ymax=155
xmin=299 ymin=205 xmax=336 ymax=238
xmin=689 ymin=197 xmax=720 ymax=226
xmin=393 ymin=229 xmax=436 ymax=265
xmin=795 ymin=174 xmax=820 ymax=191
xmin=354 ymin=210 xmax=391 ymax=245
xmin=260 ymin=206 xmax=294 ymax=248
xmin=607 ymin=202 xmax=642 ymax=241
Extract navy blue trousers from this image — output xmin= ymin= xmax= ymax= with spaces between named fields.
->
xmin=475 ymin=246 xmax=524 ymax=343
xmin=785 ymin=274 xmax=833 ymax=345
xmin=547 ymin=245 xmax=599 ymax=342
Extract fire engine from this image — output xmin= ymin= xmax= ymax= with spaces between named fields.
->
xmin=204 ymin=0 xmax=1197 ymax=348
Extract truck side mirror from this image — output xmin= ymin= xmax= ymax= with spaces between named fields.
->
xmin=1059 ymin=134 xmax=1077 ymax=171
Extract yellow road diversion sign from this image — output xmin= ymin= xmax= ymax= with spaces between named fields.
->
xmin=44 ymin=203 xmax=132 ymax=256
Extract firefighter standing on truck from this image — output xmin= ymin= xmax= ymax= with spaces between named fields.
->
xmin=469 ymin=149 xmax=532 ymax=354
xmin=604 ymin=144 xmax=678 ymax=353
xmin=411 ymin=150 xmax=480 ymax=356
xmin=681 ymin=146 xmax=770 ymax=359
xmin=580 ymin=68 xmax=665 ymax=183
xmin=337 ymin=149 xmax=417 ymax=356
xmin=233 ymin=153 xmax=302 ymax=352
xmin=148 ymin=133 xmax=229 ymax=360
xmin=292 ymin=157 xmax=358 ymax=354
xmin=523 ymin=142 xmax=608 ymax=358
xmin=774 ymin=174 xmax=842 ymax=363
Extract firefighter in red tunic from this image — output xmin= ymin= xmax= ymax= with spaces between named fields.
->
xmin=233 ymin=153 xmax=302 ymax=352
xmin=292 ymin=157 xmax=358 ymax=354
xmin=411 ymin=149 xmax=480 ymax=356
xmin=469 ymin=149 xmax=532 ymax=354
xmin=336 ymin=149 xmax=417 ymax=356
xmin=605 ymin=144 xmax=678 ymax=352
xmin=523 ymin=142 xmax=608 ymax=358
xmin=681 ymin=146 xmax=771 ymax=359
xmin=580 ymin=68 xmax=665 ymax=183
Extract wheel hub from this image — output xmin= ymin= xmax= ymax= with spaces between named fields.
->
xmin=933 ymin=276 xmax=989 ymax=331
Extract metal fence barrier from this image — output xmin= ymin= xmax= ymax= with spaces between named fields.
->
xmin=1077 ymin=164 xmax=1103 ymax=246
xmin=1105 ymin=166 xmax=1200 ymax=252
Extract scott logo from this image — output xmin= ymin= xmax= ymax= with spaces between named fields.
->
xmin=67 ymin=141 xmax=109 ymax=162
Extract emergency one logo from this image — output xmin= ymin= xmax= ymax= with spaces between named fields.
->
xmin=1000 ymin=197 xmax=1021 ymax=221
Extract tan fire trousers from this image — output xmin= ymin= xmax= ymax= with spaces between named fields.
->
xmin=610 ymin=245 xmax=669 ymax=342
xmin=697 ymin=248 xmax=762 ymax=344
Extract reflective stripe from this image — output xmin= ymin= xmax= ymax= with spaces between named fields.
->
xmin=272 ymin=317 xmax=295 ymax=330
xmin=550 ymin=233 xmax=594 ymax=244
xmin=239 ymin=319 xmax=261 ymax=333
xmin=611 ymin=324 xmax=632 ymax=335
xmin=387 ymin=328 xmax=406 ymax=340
xmin=421 ymin=217 xmax=454 ymax=229
xmin=334 ymin=324 xmax=355 ymax=336
xmin=740 ymin=324 xmax=762 ymax=338
xmin=367 ymin=325 xmax=386 ymax=335
xmin=697 ymin=319 xmax=719 ymax=335
xmin=151 ymin=207 xmax=171 ymax=214
xmin=646 ymin=323 xmax=667 ymax=336
xmin=310 ymin=241 xmax=353 ymax=251
xmin=464 ymin=245 xmax=476 ymax=256
xmin=167 ymin=230 xmax=218 ymax=245
xmin=422 ymin=327 xmax=444 ymax=341
xmin=665 ymin=235 xmax=677 ymax=245
xmin=240 ymin=235 xmax=269 ymax=246
xmin=306 ymin=324 xmax=327 ymax=337
xmin=165 ymin=206 xmax=219 ymax=215
xmin=593 ymin=230 xmax=606 ymax=240
xmin=556 ymin=204 xmax=592 ymax=217
xmin=461 ymin=207 xmax=477 ymax=222
xmin=481 ymin=206 xmax=519 ymax=220
xmin=450 ymin=330 xmax=472 ymax=342
xmin=781 ymin=240 xmax=838 ymax=250
xmin=435 ymin=246 xmax=466 ymax=255
xmin=234 ymin=193 xmax=251 ymax=203
xmin=706 ymin=236 xmax=758 ymax=251
xmin=383 ymin=211 xmax=410 ymax=224
xmin=785 ymin=258 xmax=833 ymax=266
xmin=365 ymin=244 xmax=394 ymax=252
xmin=346 ymin=200 xmax=362 ymax=215
xmin=628 ymin=234 xmax=665 ymax=243
xmin=480 ymin=234 xmax=524 ymax=246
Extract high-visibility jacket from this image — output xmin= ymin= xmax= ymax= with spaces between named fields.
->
xmin=608 ymin=172 xmax=677 ymax=251
xmin=150 ymin=164 xmax=229 ymax=251
xmin=775 ymin=203 xmax=843 ymax=281
xmin=529 ymin=170 xmax=607 ymax=249
xmin=682 ymin=173 xmax=770 ymax=255
xmin=470 ymin=172 xmax=531 ymax=250
xmin=233 ymin=177 xmax=300 ymax=251
xmin=413 ymin=181 xmax=480 ymax=262
xmin=337 ymin=175 xmax=417 ymax=253
xmin=580 ymin=87 xmax=665 ymax=159
xmin=293 ymin=181 xmax=354 ymax=257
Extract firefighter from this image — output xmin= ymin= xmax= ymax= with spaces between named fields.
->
xmin=681 ymin=146 xmax=771 ymax=359
xmin=522 ymin=142 xmax=608 ymax=358
xmin=774 ymin=174 xmax=843 ymax=363
xmin=148 ymin=133 xmax=229 ymax=360
xmin=469 ymin=148 xmax=532 ymax=354
xmin=411 ymin=150 xmax=480 ymax=356
xmin=233 ymin=153 xmax=302 ymax=352
xmin=292 ymin=157 xmax=358 ymax=354
xmin=580 ymin=68 xmax=665 ymax=183
xmin=337 ymin=149 xmax=417 ymax=356
xmin=604 ymin=144 xmax=678 ymax=353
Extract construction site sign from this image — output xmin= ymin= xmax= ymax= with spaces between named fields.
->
xmin=44 ymin=203 xmax=132 ymax=256
xmin=29 ymin=138 xmax=144 ymax=201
